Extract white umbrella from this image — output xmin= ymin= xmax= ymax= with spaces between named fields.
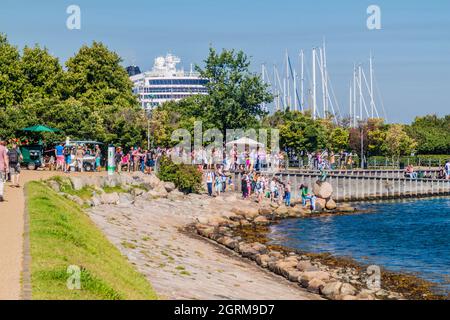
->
xmin=226 ymin=137 xmax=264 ymax=147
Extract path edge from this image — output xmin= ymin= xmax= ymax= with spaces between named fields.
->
xmin=21 ymin=183 xmax=32 ymax=300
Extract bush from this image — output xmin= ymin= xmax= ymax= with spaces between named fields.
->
xmin=157 ymin=156 xmax=203 ymax=194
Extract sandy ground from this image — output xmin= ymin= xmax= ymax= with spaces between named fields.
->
xmin=0 ymin=170 xmax=106 ymax=300
xmin=89 ymin=195 xmax=322 ymax=300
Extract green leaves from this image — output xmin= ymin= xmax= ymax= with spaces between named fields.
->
xmin=0 ymin=35 xmax=146 ymax=147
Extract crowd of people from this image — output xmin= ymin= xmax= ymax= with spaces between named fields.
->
xmin=1 ymin=136 xmax=450 ymax=204
xmin=203 ymin=167 xmax=318 ymax=210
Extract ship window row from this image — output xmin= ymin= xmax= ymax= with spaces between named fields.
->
xmin=141 ymin=94 xmax=204 ymax=100
xmin=147 ymin=79 xmax=208 ymax=85
xmin=139 ymin=87 xmax=208 ymax=93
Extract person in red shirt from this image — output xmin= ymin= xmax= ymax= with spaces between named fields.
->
xmin=0 ymin=140 xmax=9 ymax=202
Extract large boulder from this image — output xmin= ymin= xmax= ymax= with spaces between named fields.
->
xmin=66 ymin=194 xmax=84 ymax=206
xmin=307 ymin=278 xmax=326 ymax=294
xmin=297 ymin=260 xmax=319 ymax=272
xmin=313 ymin=181 xmax=333 ymax=199
xmin=163 ymin=182 xmax=176 ymax=193
xmin=167 ymin=190 xmax=185 ymax=201
xmin=237 ymin=243 xmax=259 ymax=259
xmin=258 ymin=207 xmax=273 ymax=215
xmin=100 ymin=192 xmax=120 ymax=205
xmin=69 ymin=176 xmax=85 ymax=191
xmin=274 ymin=206 xmax=288 ymax=216
xmin=103 ymin=175 xmax=120 ymax=188
xmin=325 ymin=198 xmax=337 ymax=210
xmin=299 ymin=271 xmax=330 ymax=287
xmin=272 ymin=259 xmax=299 ymax=277
xmin=255 ymin=254 xmax=271 ymax=268
xmin=118 ymin=193 xmax=134 ymax=206
xmin=320 ymin=281 xmax=343 ymax=299
xmin=340 ymin=283 xmax=357 ymax=296
xmin=254 ymin=216 xmax=270 ymax=225
xmin=48 ymin=180 xmax=60 ymax=192
xmin=240 ymin=207 xmax=260 ymax=219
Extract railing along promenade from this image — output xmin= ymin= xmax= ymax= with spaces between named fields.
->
xmin=233 ymin=169 xmax=450 ymax=202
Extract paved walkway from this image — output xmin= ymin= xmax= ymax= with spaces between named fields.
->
xmin=0 ymin=170 xmax=104 ymax=300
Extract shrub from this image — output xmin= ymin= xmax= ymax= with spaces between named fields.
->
xmin=157 ymin=156 xmax=202 ymax=194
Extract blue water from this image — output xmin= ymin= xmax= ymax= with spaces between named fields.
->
xmin=269 ymin=198 xmax=450 ymax=294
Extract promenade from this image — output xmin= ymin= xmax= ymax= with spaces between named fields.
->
xmin=0 ymin=170 xmax=106 ymax=300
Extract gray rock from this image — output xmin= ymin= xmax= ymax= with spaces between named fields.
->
xmin=70 ymin=176 xmax=85 ymax=191
xmin=118 ymin=193 xmax=134 ymax=206
xmin=164 ymin=182 xmax=176 ymax=192
xmin=48 ymin=180 xmax=60 ymax=192
xmin=100 ymin=192 xmax=120 ymax=205
xmin=297 ymin=260 xmax=319 ymax=272
xmin=67 ymin=194 xmax=84 ymax=206
xmin=91 ymin=196 xmax=102 ymax=207
xmin=340 ymin=283 xmax=357 ymax=296
xmin=306 ymin=278 xmax=326 ymax=294
xmin=321 ymin=281 xmax=343 ymax=299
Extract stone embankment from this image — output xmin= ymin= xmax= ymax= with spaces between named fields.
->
xmin=192 ymin=200 xmax=405 ymax=301
xmin=45 ymin=173 xmax=405 ymax=300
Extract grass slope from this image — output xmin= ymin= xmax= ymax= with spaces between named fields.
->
xmin=26 ymin=181 xmax=157 ymax=300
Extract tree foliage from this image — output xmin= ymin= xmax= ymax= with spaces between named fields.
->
xmin=0 ymin=35 xmax=146 ymax=148
xmin=405 ymin=115 xmax=450 ymax=154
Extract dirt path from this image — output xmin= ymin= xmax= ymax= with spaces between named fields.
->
xmin=0 ymin=170 xmax=105 ymax=300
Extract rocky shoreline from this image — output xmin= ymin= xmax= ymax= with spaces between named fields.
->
xmin=191 ymin=200 xmax=446 ymax=300
xmin=44 ymin=173 xmax=446 ymax=300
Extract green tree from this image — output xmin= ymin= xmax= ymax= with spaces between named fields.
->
xmin=0 ymin=34 xmax=25 ymax=107
xmin=21 ymin=45 xmax=64 ymax=98
xmin=383 ymin=124 xmax=417 ymax=157
xmin=406 ymin=115 xmax=450 ymax=154
xmin=267 ymin=111 xmax=327 ymax=153
xmin=195 ymin=48 xmax=273 ymax=135
xmin=330 ymin=127 xmax=349 ymax=152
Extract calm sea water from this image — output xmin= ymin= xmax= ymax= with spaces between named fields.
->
xmin=269 ymin=198 xmax=450 ymax=294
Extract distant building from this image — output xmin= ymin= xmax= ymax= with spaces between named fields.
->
xmin=126 ymin=65 xmax=141 ymax=76
xmin=130 ymin=54 xmax=208 ymax=111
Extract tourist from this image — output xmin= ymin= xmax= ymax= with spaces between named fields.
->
xmin=214 ymin=173 xmax=222 ymax=196
xmin=255 ymin=176 xmax=264 ymax=203
xmin=0 ymin=140 xmax=8 ymax=202
xmin=445 ymin=160 xmax=450 ymax=180
xmin=7 ymin=142 xmax=23 ymax=188
xmin=63 ymin=145 xmax=71 ymax=173
xmin=55 ymin=142 xmax=65 ymax=171
xmin=205 ymin=171 xmax=214 ymax=197
xmin=284 ymin=181 xmax=291 ymax=207
xmin=75 ymin=146 xmax=84 ymax=172
xmin=115 ymin=147 xmax=123 ymax=172
xmin=94 ymin=145 xmax=102 ymax=171
xmin=300 ymin=184 xmax=316 ymax=211
xmin=330 ymin=152 xmax=336 ymax=170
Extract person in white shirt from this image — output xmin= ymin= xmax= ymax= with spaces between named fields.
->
xmin=445 ymin=160 xmax=450 ymax=180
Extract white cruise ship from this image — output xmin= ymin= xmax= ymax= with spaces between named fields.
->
xmin=130 ymin=53 xmax=208 ymax=110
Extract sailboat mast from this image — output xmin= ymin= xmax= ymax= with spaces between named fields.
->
xmin=300 ymin=50 xmax=304 ymax=111
xmin=370 ymin=53 xmax=375 ymax=118
xmin=312 ymin=47 xmax=317 ymax=120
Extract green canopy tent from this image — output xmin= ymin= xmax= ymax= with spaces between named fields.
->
xmin=22 ymin=125 xmax=60 ymax=133
xmin=20 ymin=125 xmax=62 ymax=169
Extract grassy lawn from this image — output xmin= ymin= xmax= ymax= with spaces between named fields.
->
xmin=26 ymin=181 xmax=157 ymax=300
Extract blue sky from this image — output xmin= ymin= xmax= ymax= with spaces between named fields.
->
xmin=1 ymin=0 xmax=449 ymax=123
